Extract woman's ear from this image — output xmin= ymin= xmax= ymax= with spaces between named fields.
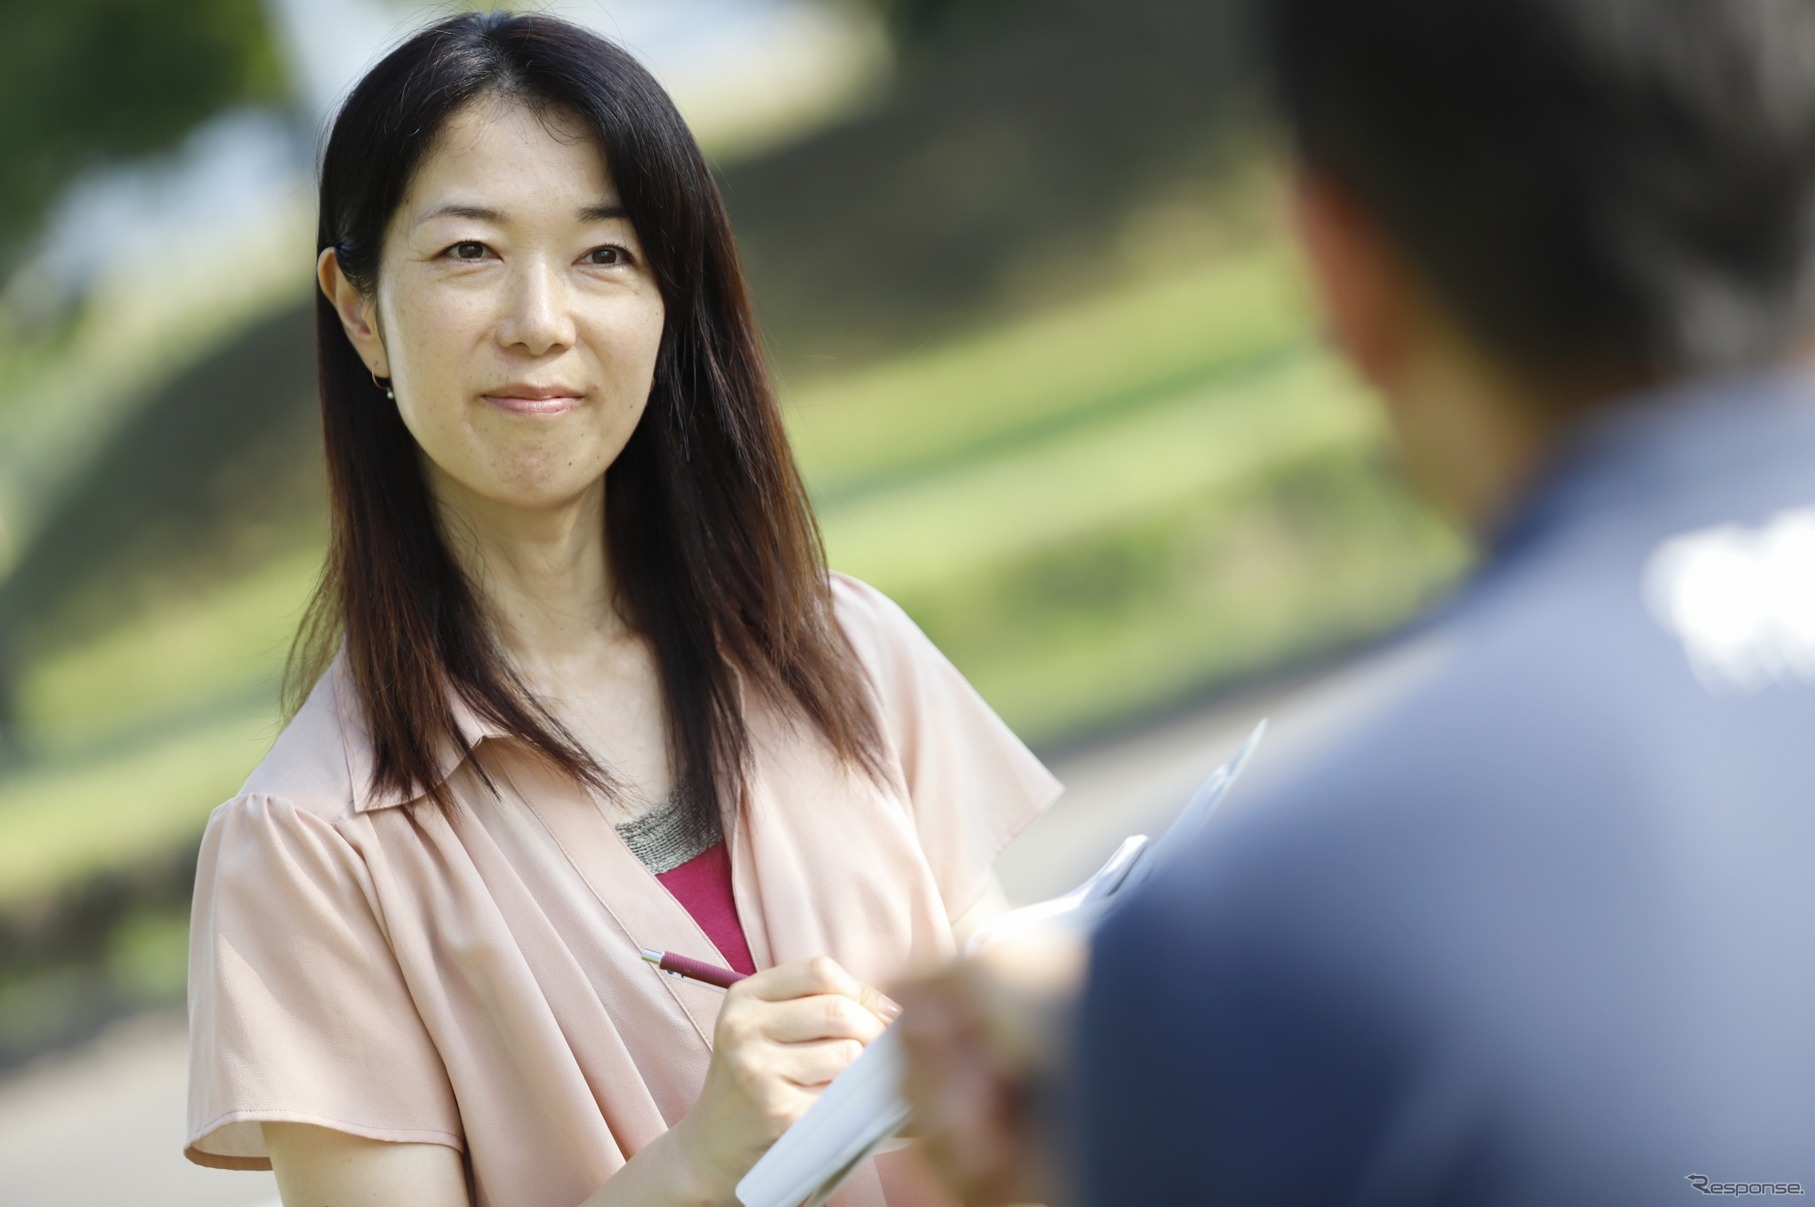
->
xmin=317 ymin=247 xmax=390 ymax=378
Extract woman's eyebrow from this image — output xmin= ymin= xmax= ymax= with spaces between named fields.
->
xmin=415 ymin=201 xmax=629 ymax=226
xmin=416 ymin=202 xmax=504 ymax=226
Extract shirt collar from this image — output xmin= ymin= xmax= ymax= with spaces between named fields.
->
xmin=1485 ymin=365 xmax=1815 ymax=565
xmin=323 ymin=651 xmax=512 ymax=812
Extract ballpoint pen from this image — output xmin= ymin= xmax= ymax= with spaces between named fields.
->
xmin=641 ymin=947 xmax=749 ymax=990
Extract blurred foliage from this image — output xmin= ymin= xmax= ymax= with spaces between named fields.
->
xmin=856 ymin=0 xmax=1017 ymax=45
xmin=730 ymin=0 xmax=1258 ymax=370
xmin=0 ymin=902 xmax=190 ymax=1066
xmin=2 ymin=297 xmax=320 ymax=654
xmin=0 ymin=0 xmax=282 ymax=273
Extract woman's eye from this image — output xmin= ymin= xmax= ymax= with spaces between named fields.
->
xmin=449 ymin=241 xmax=487 ymax=260
xmin=585 ymin=245 xmax=629 ymax=266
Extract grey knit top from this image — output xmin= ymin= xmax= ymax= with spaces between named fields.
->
xmin=612 ymin=786 xmax=723 ymax=875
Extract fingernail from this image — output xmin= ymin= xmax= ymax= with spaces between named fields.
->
xmin=878 ymin=996 xmax=903 ymax=1023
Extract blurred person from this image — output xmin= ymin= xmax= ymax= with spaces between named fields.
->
xmin=898 ymin=0 xmax=1815 ymax=1202
xmin=182 ymin=12 xmax=1059 ymax=1207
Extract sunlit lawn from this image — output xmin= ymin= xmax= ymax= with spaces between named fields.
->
xmin=785 ymin=241 xmax=1310 ymax=490
xmin=0 ymin=712 xmax=273 ymax=906
xmin=824 ymin=350 xmax=1464 ymax=738
xmin=0 ymin=236 xmax=1464 ymax=909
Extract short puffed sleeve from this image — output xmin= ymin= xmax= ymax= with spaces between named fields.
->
xmin=185 ymin=794 xmax=461 ymax=1169
xmin=831 ymin=573 xmax=1064 ymax=919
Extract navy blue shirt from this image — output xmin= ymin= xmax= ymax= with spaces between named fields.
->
xmin=1079 ymin=372 xmax=1815 ymax=1205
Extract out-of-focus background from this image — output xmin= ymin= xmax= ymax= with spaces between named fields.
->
xmin=0 ymin=0 xmax=1466 ymax=1200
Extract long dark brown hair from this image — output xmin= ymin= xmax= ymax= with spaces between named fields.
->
xmin=287 ymin=10 xmax=885 ymax=814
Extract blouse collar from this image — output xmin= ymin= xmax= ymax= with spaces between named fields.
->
xmin=320 ymin=651 xmax=511 ymax=813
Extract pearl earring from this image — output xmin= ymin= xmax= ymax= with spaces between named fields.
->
xmin=372 ymin=371 xmax=395 ymax=401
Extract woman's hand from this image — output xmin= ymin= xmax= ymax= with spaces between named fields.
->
xmin=668 ymin=956 xmax=900 ymax=1200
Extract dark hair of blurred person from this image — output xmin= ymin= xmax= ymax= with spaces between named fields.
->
xmin=1266 ymin=0 xmax=1815 ymax=393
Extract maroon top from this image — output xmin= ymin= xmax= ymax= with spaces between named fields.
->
xmin=653 ymin=840 xmax=757 ymax=976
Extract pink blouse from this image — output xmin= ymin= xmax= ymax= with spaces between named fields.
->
xmin=184 ymin=574 xmax=1061 ymax=1207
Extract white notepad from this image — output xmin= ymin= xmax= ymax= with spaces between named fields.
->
xmin=734 ymin=720 xmax=1268 ymax=1207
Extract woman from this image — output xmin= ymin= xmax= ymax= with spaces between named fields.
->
xmin=183 ymin=12 xmax=1059 ymax=1207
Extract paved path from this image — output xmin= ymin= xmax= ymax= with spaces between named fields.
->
xmin=0 ymin=644 xmax=1421 ymax=1207
xmin=0 ymin=1011 xmax=278 ymax=1207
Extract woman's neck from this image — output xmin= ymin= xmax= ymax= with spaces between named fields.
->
xmin=429 ymin=468 xmax=630 ymax=680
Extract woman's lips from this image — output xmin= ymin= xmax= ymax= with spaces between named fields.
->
xmin=483 ymin=392 xmax=582 ymax=415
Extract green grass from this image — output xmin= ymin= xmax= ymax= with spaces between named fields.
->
xmin=817 ymin=349 xmax=1466 ymax=741
xmin=785 ymin=240 xmax=1312 ymax=492
xmin=0 ymin=228 xmax=1466 ymax=908
xmin=909 ymin=444 xmax=1466 ymax=740
xmin=817 ymin=350 xmax=1370 ymax=588
xmin=0 ymin=709 xmax=273 ymax=906
xmin=19 ymin=544 xmax=319 ymax=752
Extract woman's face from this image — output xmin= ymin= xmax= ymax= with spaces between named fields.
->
xmin=326 ymin=97 xmax=666 ymax=518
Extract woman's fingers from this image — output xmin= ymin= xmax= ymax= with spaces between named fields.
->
xmin=773 ymin=1036 xmax=868 ymax=1089
xmin=846 ymin=976 xmax=903 ymax=1025
xmin=715 ymin=992 xmax=880 ymax=1089
xmin=758 ymin=992 xmax=890 ymax=1046
xmin=710 ymin=960 xmax=891 ymax=1099
xmin=739 ymin=956 xmax=902 ymax=1024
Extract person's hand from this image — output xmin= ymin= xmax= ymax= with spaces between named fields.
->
xmin=669 ymin=956 xmax=898 ymax=1200
xmin=896 ymin=927 xmax=1089 ymax=1207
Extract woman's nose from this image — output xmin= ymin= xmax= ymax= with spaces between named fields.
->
xmin=497 ymin=259 xmax=574 ymax=355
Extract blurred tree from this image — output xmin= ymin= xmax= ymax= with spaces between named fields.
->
xmin=728 ymin=0 xmax=1259 ymax=368
xmin=0 ymin=614 xmax=16 ymax=764
xmin=0 ymin=0 xmax=282 ymax=276
xmin=858 ymin=0 xmax=1018 ymax=47
xmin=0 ymin=1 xmax=277 ymax=757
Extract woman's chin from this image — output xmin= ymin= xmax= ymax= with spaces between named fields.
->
xmin=491 ymin=483 xmax=604 ymax=516
xmin=428 ymin=471 xmax=608 ymax=523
